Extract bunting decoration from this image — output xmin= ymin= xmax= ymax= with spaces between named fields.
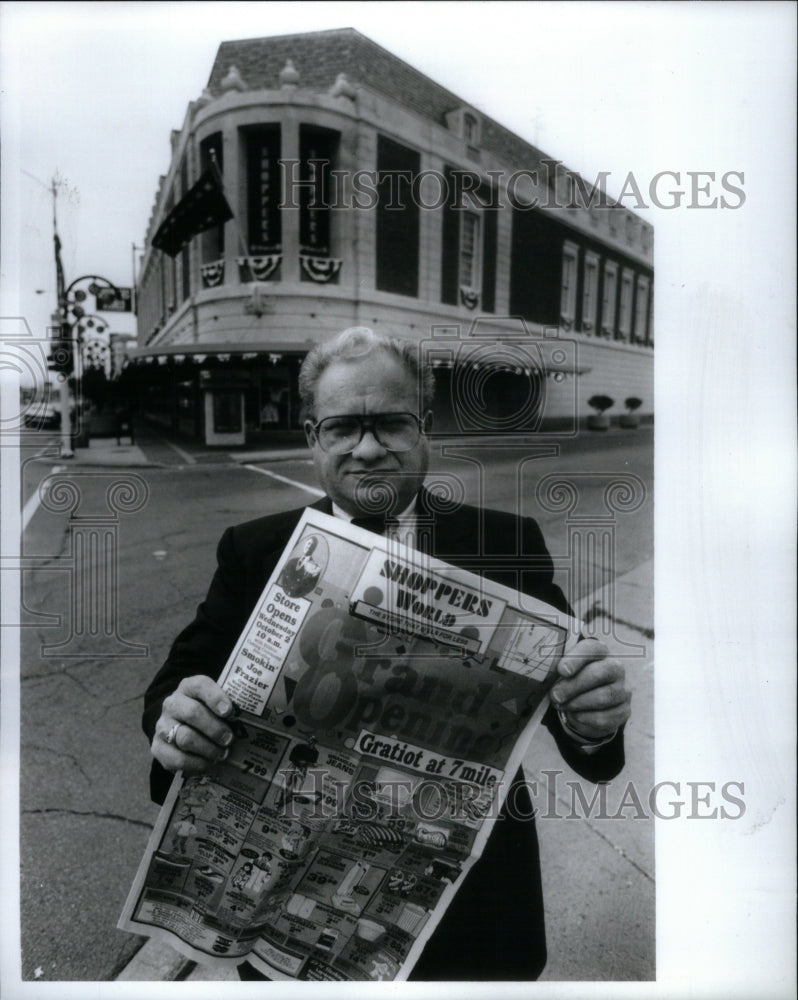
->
xmin=237 ymin=254 xmax=282 ymax=282
xmin=201 ymin=260 xmax=225 ymax=288
xmin=460 ymin=286 xmax=480 ymax=310
xmin=300 ymin=255 xmax=342 ymax=283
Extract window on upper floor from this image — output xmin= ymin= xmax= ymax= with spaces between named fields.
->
xmin=376 ymin=134 xmax=420 ymax=297
xmin=634 ymin=274 xmax=650 ymax=344
xmin=601 ymin=261 xmax=618 ymax=337
xmin=445 ymin=108 xmax=481 ymax=149
xmin=618 ymin=268 xmax=634 ymax=341
xmin=442 ymin=170 xmax=497 ymax=312
xmin=459 ymin=210 xmax=481 ymax=291
xmin=582 ymin=251 xmax=599 ymax=333
xmin=560 ymin=241 xmax=579 ymax=329
xmin=179 ymin=157 xmax=191 ymax=302
xmin=509 ymin=207 xmax=562 ymax=324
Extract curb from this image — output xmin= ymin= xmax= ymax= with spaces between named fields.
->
xmin=71 ymin=460 xmax=167 ymax=469
xmin=232 ymin=448 xmax=312 ymax=464
xmin=114 ymin=939 xmax=192 ymax=981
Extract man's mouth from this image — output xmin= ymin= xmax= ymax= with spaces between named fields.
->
xmin=345 ymin=468 xmax=396 ymax=477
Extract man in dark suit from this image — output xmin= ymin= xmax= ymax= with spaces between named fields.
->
xmin=144 ymin=326 xmax=630 ymax=981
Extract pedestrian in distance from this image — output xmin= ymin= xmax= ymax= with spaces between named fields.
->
xmin=115 ymin=404 xmax=134 ymax=446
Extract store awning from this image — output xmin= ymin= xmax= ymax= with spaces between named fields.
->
xmin=127 ymin=342 xmax=310 ymax=362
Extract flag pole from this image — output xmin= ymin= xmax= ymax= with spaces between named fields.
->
xmin=208 ymin=150 xmax=250 ymax=260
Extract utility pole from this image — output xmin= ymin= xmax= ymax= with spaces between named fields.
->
xmin=52 ymin=178 xmax=74 ymax=458
xmin=131 ymin=242 xmax=144 ymax=315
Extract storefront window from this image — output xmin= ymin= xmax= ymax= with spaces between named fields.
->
xmin=212 ymin=390 xmax=242 ymax=434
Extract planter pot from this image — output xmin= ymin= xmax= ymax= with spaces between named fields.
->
xmin=619 ymin=413 xmax=640 ymax=428
xmin=588 ymin=414 xmax=610 ymax=431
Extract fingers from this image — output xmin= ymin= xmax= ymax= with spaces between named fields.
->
xmin=557 ymin=638 xmax=613 ymax=680
xmin=164 ymin=684 xmax=235 ymax=746
xmin=150 ymin=675 xmax=237 ymax=776
xmin=176 ymin=675 xmax=235 ymax=720
xmin=552 ymin=664 xmax=628 ymax=711
xmin=557 ymin=697 xmax=631 ymax=741
xmin=551 ymin=640 xmax=631 ymax=739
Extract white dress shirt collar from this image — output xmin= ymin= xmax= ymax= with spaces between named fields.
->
xmin=332 ymin=496 xmax=418 ymax=535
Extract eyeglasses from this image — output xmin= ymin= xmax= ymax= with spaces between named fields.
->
xmin=309 ymin=412 xmax=425 ymax=454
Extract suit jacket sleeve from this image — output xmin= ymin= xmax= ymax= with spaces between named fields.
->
xmin=472 ymin=507 xmax=625 ymax=785
xmin=143 ymin=509 xmax=306 ymax=803
xmin=527 ymin=515 xmax=625 ymax=785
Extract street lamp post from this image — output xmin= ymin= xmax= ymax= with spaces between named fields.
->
xmin=55 ymin=275 xmax=120 ymax=457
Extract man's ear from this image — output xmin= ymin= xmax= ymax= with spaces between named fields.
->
xmin=422 ymin=410 xmax=433 ymax=434
xmin=303 ymin=419 xmax=317 ymax=448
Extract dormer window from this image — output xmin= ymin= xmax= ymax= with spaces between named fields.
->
xmin=445 ymin=108 xmax=481 ymax=149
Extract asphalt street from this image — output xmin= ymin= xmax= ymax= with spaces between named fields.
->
xmin=16 ymin=422 xmax=653 ymax=982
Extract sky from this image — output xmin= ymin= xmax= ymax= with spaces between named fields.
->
xmin=1 ymin=2 xmax=797 ymax=995
xmin=2 ymin=1 xmax=793 ymax=346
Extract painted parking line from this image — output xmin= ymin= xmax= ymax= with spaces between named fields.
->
xmin=22 ymin=465 xmax=64 ymax=531
xmin=243 ymin=464 xmax=324 ymax=497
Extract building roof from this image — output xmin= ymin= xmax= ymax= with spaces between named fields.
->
xmin=209 ymin=27 xmax=553 ymax=174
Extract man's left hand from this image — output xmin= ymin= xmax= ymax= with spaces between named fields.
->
xmin=550 ymin=638 xmax=631 ymax=741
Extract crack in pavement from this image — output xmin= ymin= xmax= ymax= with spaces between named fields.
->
xmin=23 ymin=518 xmax=73 ymax=568
xmin=530 ymin=775 xmax=655 ymax=885
xmin=63 ymin=668 xmax=94 ymax=697
xmin=24 ymin=744 xmax=92 ymax=784
xmin=583 ymin=602 xmax=655 ymax=640
xmin=22 ymin=808 xmax=154 ymax=831
xmin=100 ymin=691 xmax=147 ymax=714
xmin=22 ymin=666 xmax=99 ymax=693
xmin=581 ymin=818 xmax=655 ymax=883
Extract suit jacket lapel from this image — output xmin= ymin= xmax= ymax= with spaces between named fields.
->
xmin=309 ymin=490 xmax=475 ymax=559
xmin=416 ymin=487 xmax=475 ymax=560
xmin=310 ymin=496 xmax=334 ymax=516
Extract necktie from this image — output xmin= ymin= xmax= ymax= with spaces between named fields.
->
xmin=351 ymin=515 xmax=388 ymax=536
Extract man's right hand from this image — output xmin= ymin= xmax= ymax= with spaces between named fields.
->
xmin=150 ymin=676 xmax=236 ymax=776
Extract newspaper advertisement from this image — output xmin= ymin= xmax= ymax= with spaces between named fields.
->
xmin=119 ymin=509 xmax=580 ymax=981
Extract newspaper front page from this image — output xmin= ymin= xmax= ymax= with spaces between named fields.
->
xmin=119 ymin=509 xmax=580 ymax=981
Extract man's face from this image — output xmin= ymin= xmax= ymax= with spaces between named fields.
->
xmin=305 ymin=351 xmax=431 ymax=517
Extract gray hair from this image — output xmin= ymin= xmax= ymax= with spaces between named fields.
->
xmin=298 ymin=326 xmax=436 ymax=419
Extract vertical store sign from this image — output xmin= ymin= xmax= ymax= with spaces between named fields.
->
xmin=247 ymin=128 xmax=282 ymax=254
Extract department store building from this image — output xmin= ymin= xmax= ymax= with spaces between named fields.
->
xmin=131 ymin=28 xmax=654 ymax=446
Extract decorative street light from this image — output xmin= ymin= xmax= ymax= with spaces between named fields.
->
xmin=54 ymin=274 xmax=121 ymax=455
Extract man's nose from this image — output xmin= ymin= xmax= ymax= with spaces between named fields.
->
xmin=351 ymin=426 xmax=387 ymax=460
